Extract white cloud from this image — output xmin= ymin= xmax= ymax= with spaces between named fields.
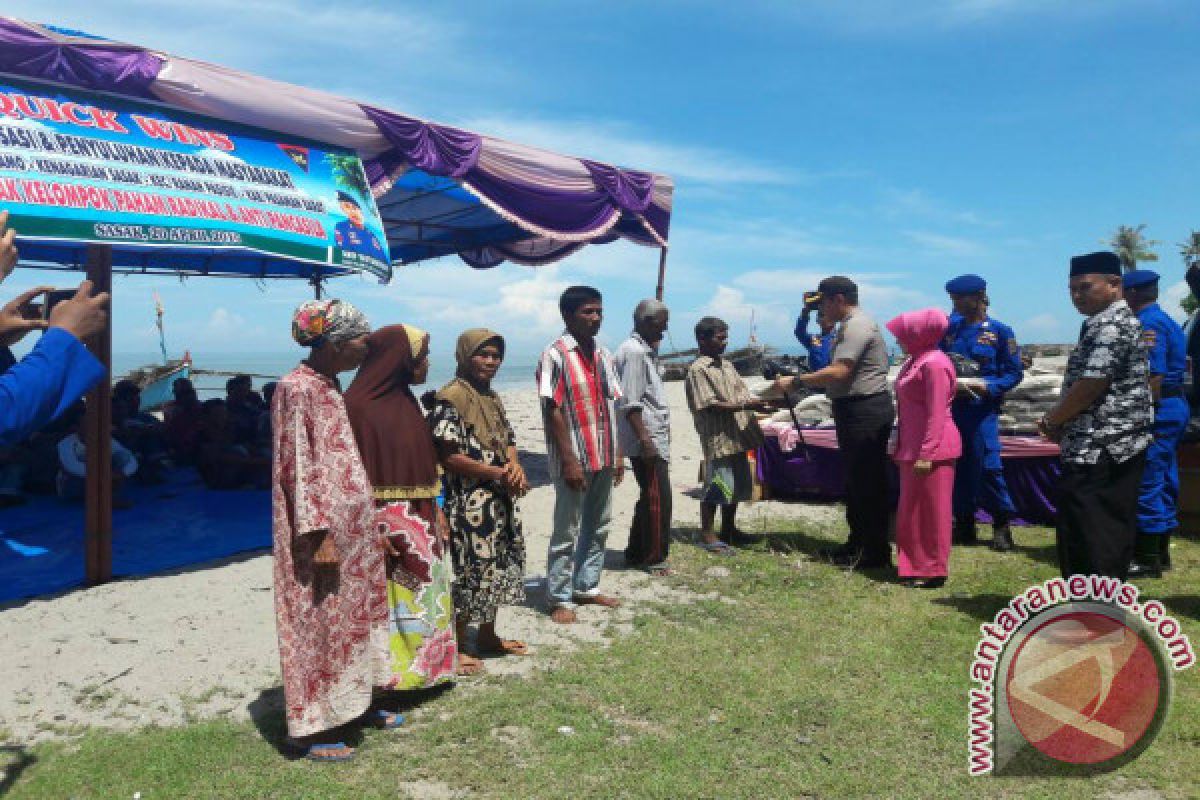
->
xmin=8 ymin=1 xmax=461 ymax=105
xmin=681 ymin=269 xmax=936 ymax=349
xmin=904 ymin=230 xmax=987 ymax=258
xmin=205 ymin=306 xmax=267 ymax=345
xmin=880 ymin=187 xmax=999 ymax=227
xmin=1021 ymin=312 xmax=1066 ymax=339
xmin=1163 ymin=280 xmax=1193 ymax=324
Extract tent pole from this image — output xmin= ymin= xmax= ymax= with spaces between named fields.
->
xmin=84 ymin=244 xmax=114 ymax=586
xmin=655 ymin=247 xmax=668 ymax=301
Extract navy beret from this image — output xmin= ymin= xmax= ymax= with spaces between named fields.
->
xmin=1070 ymin=251 xmax=1122 ymax=277
xmin=1122 ymin=269 xmax=1160 ymax=290
xmin=944 ymin=274 xmax=987 ymax=295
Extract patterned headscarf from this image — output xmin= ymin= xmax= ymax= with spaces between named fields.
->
xmin=291 ymin=299 xmax=370 ymax=347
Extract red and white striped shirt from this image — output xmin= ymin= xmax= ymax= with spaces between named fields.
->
xmin=537 ymin=332 xmax=623 ymax=477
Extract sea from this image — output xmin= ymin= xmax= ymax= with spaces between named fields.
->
xmin=112 ymin=350 xmax=538 ymax=399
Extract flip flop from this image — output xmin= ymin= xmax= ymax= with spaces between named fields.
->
xmin=288 ymin=741 xmax=356 ymax=762
xmin=373 ymin=710 xmax=405 ymax=729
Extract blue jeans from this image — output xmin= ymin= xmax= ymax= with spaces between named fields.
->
xmin=547 ymin=468 xmax=613 ymax=608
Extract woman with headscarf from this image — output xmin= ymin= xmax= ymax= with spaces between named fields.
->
xmin=428 ymin=329 xmax=530 ymax=659
xmin=886 ymin=308 xmax=962 ymax=589
xmin=344 ymin=324 xmax=482 ymax=683
xmin=271 ymin=299 xmax=398 ymax=763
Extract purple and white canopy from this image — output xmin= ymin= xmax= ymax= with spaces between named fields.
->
xmin=0 ymin=18 xmax=674 ymax=273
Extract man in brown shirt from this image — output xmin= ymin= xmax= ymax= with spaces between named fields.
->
xmin=777 ymin=276 xmax=895 ymax=569
xmin=685 ymin=317 xmax=770 ymax=552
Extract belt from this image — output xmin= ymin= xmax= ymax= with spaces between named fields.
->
xmin=831 ymin=391 xmax=890 ymax=406
xmin=1160 ymin=385 xmax=1185 ymax=399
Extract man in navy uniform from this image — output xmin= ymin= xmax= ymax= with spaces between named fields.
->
xmin=941 ymin=274 xmax=1024 ymax=550
xmin=333 ymin=191 xmax=388 ymax=264
xmin=1123 ymin=269 xmax=1188 ymax=577
xmin=794 ymin=291 xmax=836 ymax=371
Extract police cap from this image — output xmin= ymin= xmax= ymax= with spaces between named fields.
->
xmin=1122 ymin=269 xmax=1160 ymax=290
xmin=944 ymin=274 xmax=987 ymax=295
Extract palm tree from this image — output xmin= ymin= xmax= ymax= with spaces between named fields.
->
xmin=1104 ymin=224 xmax=1159 ymax=272
xmin=324 ymin=153 xmax=371 ymax=200
xmin=1180 ymin=230 xmax=1200 ymax=315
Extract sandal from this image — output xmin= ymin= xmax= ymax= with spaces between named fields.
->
xmin=288 ymin=740 xmax=356 ymax=762
xmin=646 ymin=564 xmax=674 ymax=577
xmin=372 ymin=710 xmax=405 ymax=729
xmin=700 ymin=540 xmax=736 ymax=555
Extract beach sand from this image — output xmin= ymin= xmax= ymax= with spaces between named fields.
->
xmin=0 ymin=381 xmax=838 ymax=743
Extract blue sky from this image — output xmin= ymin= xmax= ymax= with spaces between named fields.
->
xmin=5 ymin=0 xmax=1200 ymax=370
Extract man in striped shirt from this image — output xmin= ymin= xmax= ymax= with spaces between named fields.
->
xmin=538 ymin=286 xmax=625 ymax=624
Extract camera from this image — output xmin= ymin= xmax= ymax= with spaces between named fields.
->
xmin=761 ymin=356 xmax=808 ymax=381
xmin=802 ymin=291 xmax=822 ymax=311
xmin=41 ymin=289 xmax=75 ymax=320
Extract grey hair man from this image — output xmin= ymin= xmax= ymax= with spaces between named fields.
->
xmin=613 ymin=299 xmax=673 ymax=574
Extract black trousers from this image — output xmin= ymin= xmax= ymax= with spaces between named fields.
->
xmin=625 ymin=456 xmax=671 ymax=568
xmin=832 ymin=392 xmax=895 ymax=561
xmin=1056 ymin=451 xmax=1147 ymax=580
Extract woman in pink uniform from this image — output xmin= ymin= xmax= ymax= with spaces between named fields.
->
xmin=886 ymin=308 xmax=961 ymax=589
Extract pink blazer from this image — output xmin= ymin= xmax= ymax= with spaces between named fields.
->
xmin=886 ymin=309 xmax=962 ymax=463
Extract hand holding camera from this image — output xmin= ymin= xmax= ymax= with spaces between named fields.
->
xmin=0 ymin=285 xmax=54 ymax=347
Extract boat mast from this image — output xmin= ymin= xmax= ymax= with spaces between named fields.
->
xmin=153 ymin=291 xmax=168 ymax=365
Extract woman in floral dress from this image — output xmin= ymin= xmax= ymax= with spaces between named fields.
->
xmin=271 ymin=299 xmax=398 ymax=762
xmin=428 ymin=329 xmax=530 ymax=658
xmin=344 ymin=324 xmax=483 ymax=683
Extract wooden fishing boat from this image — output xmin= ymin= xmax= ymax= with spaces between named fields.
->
xmin=120 ymin=354 xmax=192 ymax=412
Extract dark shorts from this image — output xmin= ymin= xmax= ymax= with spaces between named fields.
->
xmin=702 ymin=453 xmax=753 ymax=506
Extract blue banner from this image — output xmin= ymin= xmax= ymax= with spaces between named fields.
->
xmin=0 ymin=76 xmax=391 ymax=280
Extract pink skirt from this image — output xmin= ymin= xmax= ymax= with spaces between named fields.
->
xmin=894 ymin=460 xmax=955 ymax=578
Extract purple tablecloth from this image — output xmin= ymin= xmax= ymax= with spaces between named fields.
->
xmin=756 ymin=435 xmax=1061 ymax=526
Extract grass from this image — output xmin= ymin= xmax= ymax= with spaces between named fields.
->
xmin=3 ymin=518 xmax=1199 ymax=799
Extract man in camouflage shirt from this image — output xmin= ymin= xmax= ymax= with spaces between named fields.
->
xmin=1039 ymin=251 xmax=1152 ymax=580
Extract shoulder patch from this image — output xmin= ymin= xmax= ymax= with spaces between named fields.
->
xmin=1142 ymin=329 xmax=1158 ymax=347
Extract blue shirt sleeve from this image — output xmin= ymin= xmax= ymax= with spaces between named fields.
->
xmin=985 ymin=324 xmax=1023 ymax=397
xmin=794 ymin=312 xmax=811 ymax=344
xmin=1143 ymin=314 xmax=1168 ymax=376
xmin=0 ymin=328 xmax=105 ymax=447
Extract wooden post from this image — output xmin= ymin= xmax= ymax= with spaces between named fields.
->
xmin=84 ymin=245 xmax=113 ymax=585
xmin=655 ymin=247 xmax=668 ymax=301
